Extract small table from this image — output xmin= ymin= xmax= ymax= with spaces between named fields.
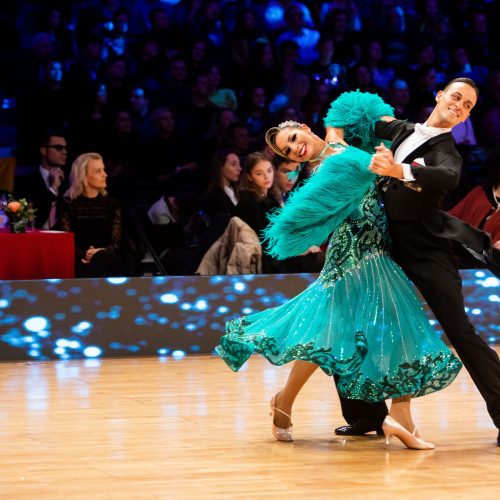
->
xmin=0 ymin=229 xmax=75 ymax=280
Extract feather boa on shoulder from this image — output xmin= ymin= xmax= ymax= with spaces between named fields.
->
xmin=262 ymin=146 xmax=374 ymax=259
xmin=324 ymin=90 xmax=394 ymax=152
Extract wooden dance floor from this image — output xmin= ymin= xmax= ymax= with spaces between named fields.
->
xmin=1 ymin=350 xmax=499 ymax=499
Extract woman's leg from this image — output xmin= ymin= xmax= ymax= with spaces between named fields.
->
xmin=383 ymin=395 xmax=435 ymax=449
xmin=389 ymin=395 xmax=417 ymax=434
xmin=273 ymin=360 xmax=318 ymax=428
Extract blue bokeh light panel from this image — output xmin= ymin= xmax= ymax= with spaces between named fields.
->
xmin=0 ymin=271 xmax=498 ymax=361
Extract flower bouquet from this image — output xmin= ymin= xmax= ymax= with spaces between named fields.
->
xmin=1 ymin=196 xmax=37 ymax=233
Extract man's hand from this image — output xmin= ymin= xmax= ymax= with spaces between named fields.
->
xmin=369 ymin=143 xmax=404 ymax=179
xmin=49 ymin=167 xmax=65 ymax=190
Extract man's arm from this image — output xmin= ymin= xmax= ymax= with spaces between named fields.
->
xmin=371 ymin=143 xmax=462 ymax=191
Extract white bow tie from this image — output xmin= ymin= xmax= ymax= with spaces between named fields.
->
xmin=414 ymin=123 xmax=436 ymax=137
xmin=414 ymin=122 xmax=451 ymax=137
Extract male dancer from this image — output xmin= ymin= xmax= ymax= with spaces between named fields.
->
xmin=334 ymin=78 xmax=500 ymax=446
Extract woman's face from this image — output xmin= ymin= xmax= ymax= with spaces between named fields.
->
xmin=274 ymin=126 xmax=316 ymax=162
xmin=85 ymin=159 xmax=107 ymax=190
xmin=221 ymin=153 xmax=241 ymax=184
xmin=247 ymin=160 xmax=274 ymax=190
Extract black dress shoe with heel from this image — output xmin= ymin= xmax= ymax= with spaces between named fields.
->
xmin=335 ymin=419 xmax=384 ymax=436
xmin=497 ymin=430 xmax=500 ymax=447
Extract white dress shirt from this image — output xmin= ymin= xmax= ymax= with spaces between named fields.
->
xmin=223 ymin=185 xmax=238 ymax=206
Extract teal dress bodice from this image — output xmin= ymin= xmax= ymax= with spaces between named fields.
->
xmin=319 ymin=184 xmax=389 ymax=286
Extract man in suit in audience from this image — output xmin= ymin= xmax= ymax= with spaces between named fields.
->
xmin=17 ymin=130 xmax=67 ymax=229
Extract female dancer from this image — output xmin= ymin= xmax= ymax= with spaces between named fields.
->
xmin=216 ymin=92 xmax=462 ymax=449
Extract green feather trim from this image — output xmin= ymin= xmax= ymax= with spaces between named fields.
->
xmin=262 ymin=147 xmax=374 ymax=259
xmin=324 ymin=90 xmax=394 ymax=152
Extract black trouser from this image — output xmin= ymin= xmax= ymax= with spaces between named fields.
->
xmin=335 ymin=219 xmax=500 ymax=429
xmin=334 ymin=374 xmax=388 ymax=425
xmin=389 ymin=220 xmax=500 ymax=428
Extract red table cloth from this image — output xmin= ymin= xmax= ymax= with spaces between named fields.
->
xmin=0 ymin=229 xmax=75 ymax=280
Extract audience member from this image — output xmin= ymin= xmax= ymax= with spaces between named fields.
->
xmin=16 ymin=130 xmax=67 ymax=229
xmin=273 ymin=155 xmax=300 ymax=204
xmin=387 ymin=78 xmax=417 ymax=121
xmin=199 ymin=149 xmax=242 ymax=219
xmin=57 ymin=152 xmax=136 ymax=278
xmin=448 ymin=149 xmax=500 ymax=249
xmin=236 ymin=151 xmax=282 ymax=273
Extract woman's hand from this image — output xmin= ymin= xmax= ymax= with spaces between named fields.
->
xmin=325 ymin=127 xmax=348 ymax=146
xmin=81 ymin=246 xmax=104 ymax=264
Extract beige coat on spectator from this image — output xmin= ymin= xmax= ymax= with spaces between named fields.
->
xmin=196 ymin=217 xmax=262 ymax=275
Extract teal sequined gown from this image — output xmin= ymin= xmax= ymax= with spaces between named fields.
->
xmin=216 ymin=92 xmax=462 ymax=402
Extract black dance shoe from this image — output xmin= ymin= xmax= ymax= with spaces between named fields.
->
xmin=335 ymin=419 xmax=384 ymax=436
xmin=497 ymin=430 xmax=500 ymax=447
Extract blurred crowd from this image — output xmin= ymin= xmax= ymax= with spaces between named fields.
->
xmin=0 ymin=0 xmax=499 ymax=277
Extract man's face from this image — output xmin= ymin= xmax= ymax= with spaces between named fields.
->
xmin=434 ymin=82 xmax=477 ymax=127
xmin=114 ymin=111 xmax=132 ymax=134
xmin=156 ymin=110 xmax=174 ymax=133
xmin=41 ymin=136 xmax=67 ymax=167
xmin=276 ymin=161 xmax=300 ymax=192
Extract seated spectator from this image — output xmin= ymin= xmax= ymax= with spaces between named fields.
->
xmin=226 ymin=122 xmax=252 ymax=162
xmin=448 ymin=46 xmax=488 ymax=89
xmin=448 ymin=150 xmax=500 ymax=249
xmin=57 ymin=152 xmax=136 ymax=278
xmin=387 ymin=78 xmax=417 ymax=121
xmin=16 ymin=130 xmax=67 ymax=229
xmin=240 ymin=86 xmax=271 ymax=148
xmin=410 ymin=64 xmax=439 ymax=110
xmin=363 ymin=39 xmax=395 ymax=92
xmin=204 ymin=107 xmax=238 ymax=157
xmin=273 ymin=155 xmax=300 ymax=204
xmin=479 ymin=89 xmax=500 ymax=149
xmin=236 ymin=152 xmax=282 ymax=273
xmin=129 ymin=86 xmax=153 ymax=138
xmin=144 ymin=107 xmax=198 ymax=191
xmin=146 ymin=191 xmax=199 ymax=256
xmin=275 ymin=3 xmax=320 ymax=66
xmin=199 ymin=149 xmax=242 ymax=219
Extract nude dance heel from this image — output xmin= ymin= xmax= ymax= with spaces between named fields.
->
xmin=270 ymin=394 xmax=293 ymax=442
xmin=382 ymin=416 xmax=435 ymax=450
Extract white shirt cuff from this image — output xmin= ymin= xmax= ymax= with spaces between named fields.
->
xmin=401 ymin=163 xmax=416 ymax=181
